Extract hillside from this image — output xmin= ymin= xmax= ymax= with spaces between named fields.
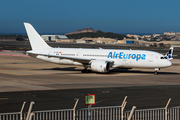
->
xmin=66 ymin=28 xmax=125 ymax=40
xmin=65 ymin=28 xmax=98 ymax=35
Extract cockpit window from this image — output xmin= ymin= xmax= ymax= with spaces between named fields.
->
xmin=160 ymin=57 xmax=167 ymax=59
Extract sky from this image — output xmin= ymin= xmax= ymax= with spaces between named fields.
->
xmin=1 ymin=0 xmax=180 ymax=35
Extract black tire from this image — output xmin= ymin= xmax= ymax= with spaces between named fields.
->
xmin=81 ymin=70 xmax=85 ymax=73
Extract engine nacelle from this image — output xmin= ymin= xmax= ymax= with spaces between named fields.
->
xmin=90 ymin=60 xmax=110 ymax=73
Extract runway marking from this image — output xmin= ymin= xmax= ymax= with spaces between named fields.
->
xmin=0 ymin=98 xmax=8 ymax=100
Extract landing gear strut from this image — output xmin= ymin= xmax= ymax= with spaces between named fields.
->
xmin=154 ymin=68 xmax=160 ymax=75
xmin=81 ymin=66 xmax=91 ymax=73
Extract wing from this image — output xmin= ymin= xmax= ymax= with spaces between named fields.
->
xmin=26 ymin=52 xmax=114 ymax=65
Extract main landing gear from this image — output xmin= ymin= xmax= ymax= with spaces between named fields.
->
xmin=81 ymin=66 xmax=91 ymax=73
xmin=154 ymin=68 xmax=160 ymax=75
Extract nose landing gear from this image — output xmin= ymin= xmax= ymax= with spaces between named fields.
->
xmin=154 ymin=68 xmax=160 ymax=75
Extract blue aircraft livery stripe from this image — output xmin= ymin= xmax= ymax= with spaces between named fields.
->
xmin=107 ymin=52 xmax=146 ymax=61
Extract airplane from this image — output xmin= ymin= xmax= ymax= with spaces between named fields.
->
xmin=24 ymin=23 xmax=173 ymax=74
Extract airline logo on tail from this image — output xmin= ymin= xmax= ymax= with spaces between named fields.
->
xmin=165 ymin=47 xmax=173 ymax=60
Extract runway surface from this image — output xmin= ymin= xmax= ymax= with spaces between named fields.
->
xmin=0 ymin=51 xmax=180 ymax=113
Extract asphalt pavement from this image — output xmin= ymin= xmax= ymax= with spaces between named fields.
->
xmin=0 ymin=50 xmax=180 ymax=113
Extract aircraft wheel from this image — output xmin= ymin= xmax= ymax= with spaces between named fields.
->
xmin=154 ymin=68 xmax=160 ymax=75
xmin=81 ymin=70 xmax=86 ymax=73
xmin=81 ymin=69 xmax=91 ymax=73
xmin=87 ymin=70 xmax=92 ymax=73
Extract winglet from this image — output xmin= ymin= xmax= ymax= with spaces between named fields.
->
xmin=165 ymin=47 xmax=173 ymax=60
xmin=24 ymin=23 xmax=51 ymax=50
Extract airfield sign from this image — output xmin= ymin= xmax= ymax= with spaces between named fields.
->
xmin=84 ymin=94 xmax=96 ymax=105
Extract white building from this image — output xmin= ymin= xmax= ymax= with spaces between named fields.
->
xmin=76 ymin=39 xmax=86 ymax=43
xmin=164 ymin=32 xmax=175 ymax=36
xmin=96 ymin=37 xmax=117 ymax=44
xmin=41 ymin=35 xmax=68 ymax=42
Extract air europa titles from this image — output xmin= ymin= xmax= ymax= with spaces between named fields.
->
xmin=107 ymin=52 xmax=146 ymax=61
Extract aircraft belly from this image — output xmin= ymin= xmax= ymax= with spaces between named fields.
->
xmin=115 ymin=59 xmax=159 ymax=68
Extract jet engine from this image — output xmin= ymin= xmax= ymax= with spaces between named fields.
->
xmin=90 ymin=60 xmax=110 ymax=73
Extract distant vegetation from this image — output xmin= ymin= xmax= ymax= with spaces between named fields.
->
xmin=66 ymin=31 xmax=125 ymax=40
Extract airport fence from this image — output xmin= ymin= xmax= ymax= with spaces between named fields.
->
xmin=1 ymin=98 xmax=180 ymax=120
xmin=1 ymin=106 xmax=180 ymax=120
xmin=0 ymin=112 xmax=22 ymax=120
xmin=124 ymin=106 xmax=180 ymax=120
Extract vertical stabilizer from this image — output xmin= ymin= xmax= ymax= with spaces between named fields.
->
xmin=24 ymin=23 xmax=51 ymax=50
xmin=165 ymin=47 xmax=173 ymax=60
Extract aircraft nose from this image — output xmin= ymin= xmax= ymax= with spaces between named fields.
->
xmin=167 ymin=60 xmax=172 ymax=67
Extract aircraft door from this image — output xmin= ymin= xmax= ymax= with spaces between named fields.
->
xmin=48 ymin=51 xmax=52 ymax=55
xmin=76 ymin=52 xmax=82 ymax=57
xmin=122 ymin=59 xmax=130 ymax=67
xmin=149 ymin=54 xmax=154 ymax=62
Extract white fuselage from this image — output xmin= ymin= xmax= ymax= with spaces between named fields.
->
xmin=27 ymin=48 xmax=172 ymax=69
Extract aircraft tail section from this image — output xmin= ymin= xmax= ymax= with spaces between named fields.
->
xmin=165 ymin=47 xmax=173 ymax=60
xmin=24 ymin=23 xmax=51 ymax=50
